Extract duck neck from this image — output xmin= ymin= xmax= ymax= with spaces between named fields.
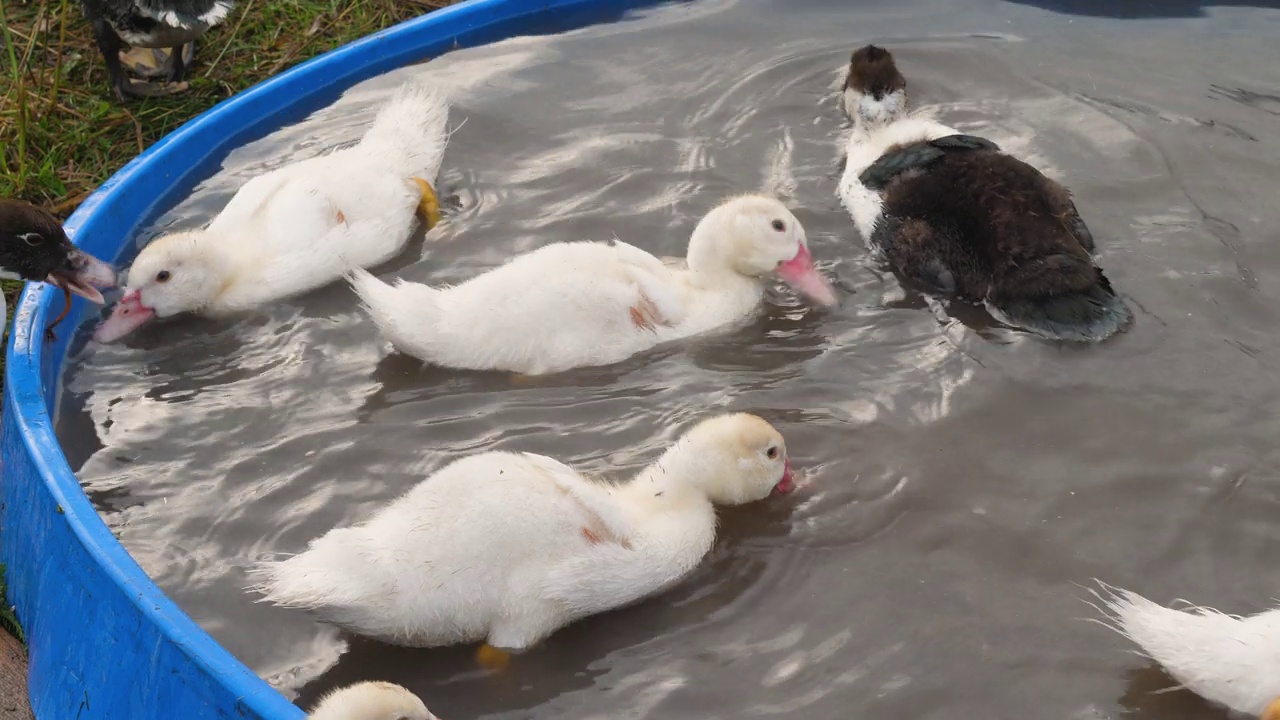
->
xmin=620 ymin=440 xmax=718 ymax=515
xmin=194 ymin=241 xmax=243 ymax=307
xmin=683 ymin=215 xmax=763 ymax=297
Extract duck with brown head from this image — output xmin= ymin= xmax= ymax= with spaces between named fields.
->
xmin=842 ymin=44 xmax=908 ymax=127
xmin=836 ymin=44 xmax=1131 ymax=342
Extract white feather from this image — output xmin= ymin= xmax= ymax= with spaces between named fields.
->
xmin=1098 ymin=584 xmax=1280 ymax=716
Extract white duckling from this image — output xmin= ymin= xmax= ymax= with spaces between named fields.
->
xmin=92 ymin=83 xmax=451 ymax=343
xmin=1098 ymin=585 xmax=1280 ymax=718
xmin=307 ymin=681 xmax=437 ymax=720
xmin=254 ymin=413 xmax=795 ymax=663
xmin=348 ymin=193 xmax=838 ymax=375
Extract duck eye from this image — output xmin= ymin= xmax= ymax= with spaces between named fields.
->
xmin=155 ymin=270 xmax=171 ymax=283
xmin=766 ymin=446 xmax=779 ymax=459
xmin=20 ymin=233 xmax=43 ymax=246
xmin=771 ymin=219 xmax=785 ymax=232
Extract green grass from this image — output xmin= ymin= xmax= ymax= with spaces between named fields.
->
xmin=0 ymin=0 xmax=455 ymax=390
xmin=0 ymin=564 xmax=25 ymax=646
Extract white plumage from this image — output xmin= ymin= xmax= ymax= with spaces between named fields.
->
xmin=93 ymin=83 xmax=450 ymax=343
xmin=253 ymin=413 xmax=795 ymax=651
xmin=349 ymin=194 xmax=838 ymax=375
xmin=1098 ymin=585 xmax=1280 ymax=718
xmin=837 ymin=113 xmax=957 ymax=242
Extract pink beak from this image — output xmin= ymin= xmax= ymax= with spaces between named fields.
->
xmin=773 ymin=459 xmax=795 ymax=495
xmin=775 ymin=245 xmax=838 ymax=307
xmin=93 ymin=289 xmax=156 ymax=344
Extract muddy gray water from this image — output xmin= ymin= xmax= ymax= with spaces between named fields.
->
xmin=55 ymin=0 xmax=1280 ymax=717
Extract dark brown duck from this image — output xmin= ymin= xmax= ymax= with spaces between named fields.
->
xmin=837 ymin=44 xmax=1131 ymax=342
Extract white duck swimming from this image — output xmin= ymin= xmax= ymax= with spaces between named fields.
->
xmin=254 ymin=413 xmax=795 ymax=664
xmin=348 ymin=194 xmax=838 ymax=375
xmin=92 ymin=83 xmax=451 ymax=343
xmin=1098 ymin=585 xmax=1280 ymax=719
xmin=307 ymin=681 xmax=437 ymax=720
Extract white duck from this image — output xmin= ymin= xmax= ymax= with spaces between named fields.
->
xmin=348 ymin=194 xmax=838 ymax=375
xmin=1098 ymin=585 xmax=1280 ymax=719
xmin=307 ymin=681 xmax=437 ymax=720
xmin=254 ymin=413 xmax=795 ymax=665
xmin=92 ymin=83 xmax=451 ymax=343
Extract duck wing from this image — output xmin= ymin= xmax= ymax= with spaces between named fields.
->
xmin=130 ymin=0 xmax=234 ymax=27
xmin=519 ymin=453 xmax=633 ymax=545
xmin=217 ymin=173 xmax=346 ymax=252
xmin=523 ymin=452 xmax=693 ymax=616
xmin=1035 ymin=174 xmax=1096 ymax=253
xmin=606 ymin=239 xmax=686 ymax=329
xmin=859 ymin=134 xmax=1000 ymax=190
xmin=542 ymin=541 xmax=688 ymax=617
xmin=210 ymin=174 xmax=354 ymax=302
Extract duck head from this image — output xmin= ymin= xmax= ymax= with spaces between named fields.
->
xmin=667 ymin=413 xmax=794 ymax=503
xmin=686 ymin=194 xmax=838 ymax=307
xmin=93 ymin=230 xmax=229 ymax=343
xmin=843 ymin=44 xmax=908 ymax=130
xmin=1263 ymin=697 xmax=1280 ymax=720
xmin=308 ymin=681 xmax=438 ymax=720
xmin=0 ymin=200 xmax=117 ymax=303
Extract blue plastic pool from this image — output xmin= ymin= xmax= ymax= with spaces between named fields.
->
xmin=0 ymin=1 xmax=662 ymax=717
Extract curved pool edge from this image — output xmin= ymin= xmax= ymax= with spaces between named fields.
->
xmin=0 ymin=0 xmax=665 ymax=717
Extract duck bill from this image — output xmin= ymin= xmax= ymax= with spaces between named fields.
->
xmin=772 ymin=459 xmax=795 ymax=495
xmin=45 ymin=250 xmax=117 ymax=305
xmin=93 ymin=289 xmax=155 ymax=344
xmin=776 ymin=245 xmax=838 ymax=307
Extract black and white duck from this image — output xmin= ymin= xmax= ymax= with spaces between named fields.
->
xmin=79 ymin=0 xmax=234 ymax=100
xmin=0 ymin=199 xmax=117 ymax=333
xmin=836 ymin=44 xmax=1131 ymax=342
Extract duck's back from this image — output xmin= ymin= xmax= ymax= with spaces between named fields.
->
xmin=256 ymin=452 xmax=609 ymax=646
xmin=864 ymin=137 xmax=1130 ymax=341
xmin=874 ymin=145 xmax=1098 ymax=300
xmin=204 ymin=159 xmax=418 ymax=310
xmin=428 ymin=241 xmax=692 ymax=374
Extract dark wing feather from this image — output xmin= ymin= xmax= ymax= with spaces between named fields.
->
xmin=859 ymin=134 xmax=1002 ymax=190
xmin=860 ymin=144 xmax=945 ymax=190
xmin=929 ymin=134 xmax=1000 ymax=152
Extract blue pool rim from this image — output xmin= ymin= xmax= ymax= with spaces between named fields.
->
xmin=0 ymin=1 xmax=663 ymax=716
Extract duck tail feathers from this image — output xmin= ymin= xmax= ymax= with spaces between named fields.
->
xmin=989 ymin=278 xmax=1131 ymax=342
xmin=348 ymin=268 xmax=438 ymax=353
xmin=358 ymin=83 xmax=451 ymax=181
xmin=249 ymin=528 xmax=382 ymax=610
xmin=1093 ymin=583 xmax=1276 ymax=714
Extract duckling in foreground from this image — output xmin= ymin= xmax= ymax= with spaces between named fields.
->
xmin=837 ymin=44 xmax=1131 ymax=341
xmin=1097 ymin=584 xmax=1280 ymax=718
xmin=349 ymin=194 xmax=838 ymax=375
xmin=254 ymin=414 xmax=795 ymax=663
xmin=79 ymin=0 xmax=234 ymax=100
xmin=307 ymin=681 xmax=437 ymax=720
xmin=93 ymin=83 xmax=449 ymax=344
xmin=0 ymin=199 xmax=118 ymax=332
